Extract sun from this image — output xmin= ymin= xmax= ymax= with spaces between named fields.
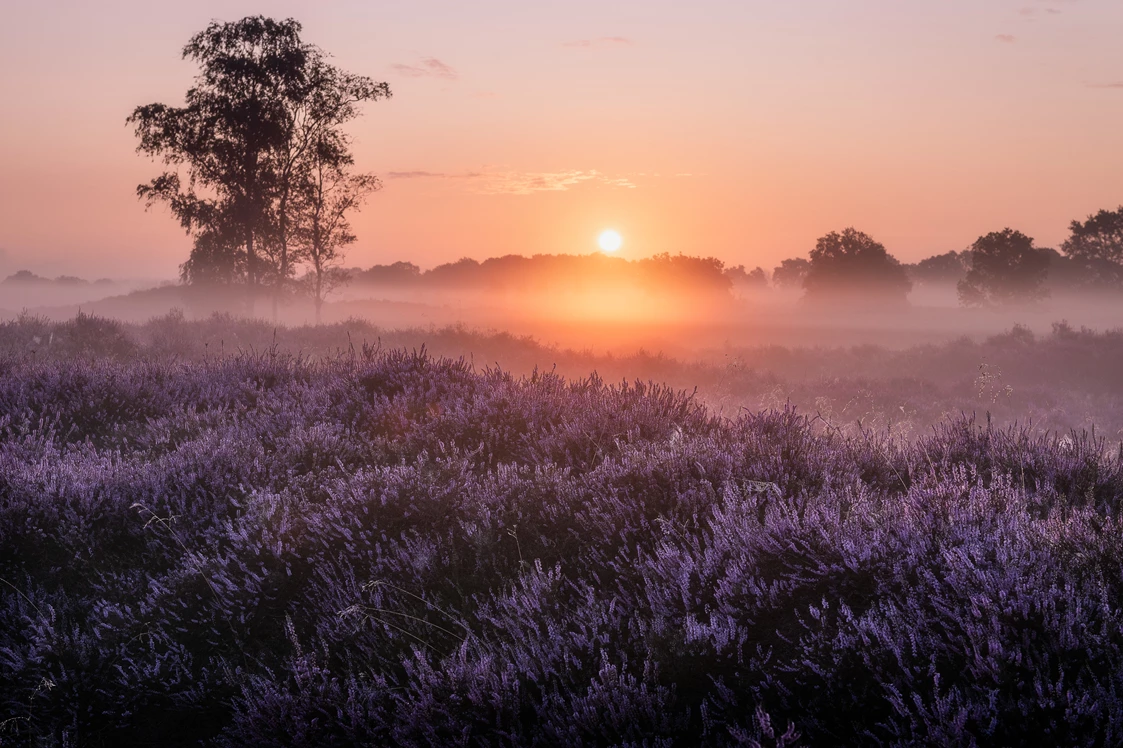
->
xmin=598 ymin=230 xmax=623 ymax=253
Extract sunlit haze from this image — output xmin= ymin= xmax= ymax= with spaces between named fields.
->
xmin=2 ymin=0 xmax=1122 ymax=279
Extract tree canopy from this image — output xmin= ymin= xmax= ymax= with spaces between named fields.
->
xmin=129 ymin=16 xmax=389 ymax=308
xmin=351 ymin=252 xmax=735 ymax=302
xmin=1060 ymin=207 xmax=1123 ymax=288
xmin=802 ymin=228 xmax=911 ymax=305
xmin=771 ymin=258 xmax=810 ymax=289
xmin=957 ymin=229 xmax=1049 ymax=307
xmin=908 ymin=250 xmax=970 ymax=285
xmin=725 ymin=265 xmax=768 ymax=289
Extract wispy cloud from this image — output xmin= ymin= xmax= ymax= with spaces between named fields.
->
xmin=387 ymin=171 xmax=451 ymax=179
xmin=1087 ymin=82 xmax=1123 ymax=89
xmin=562 ymin=36 xmax=632 ymax=49
xmin=385 ymin=169 xmax=635 ymax=195
xmin=995 ymin=34 xmax=1018 ymax=43
xmin=1019 ymin=5 xmax=1064 ymax=18
xmin=387 ymin=171 xmax=484 ymax=181
xmin=390 ymin=57 xmax=458 ymax=80
xmin=477 ymin=170 xmax=635 ymax=195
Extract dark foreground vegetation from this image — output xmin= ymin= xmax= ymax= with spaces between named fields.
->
xmin=3 ymin=318 xmax=1123 ymax=745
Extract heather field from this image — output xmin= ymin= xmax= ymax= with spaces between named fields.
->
xmin=3 ymin=315 xmax=1123 ymax=745
xmin=3 ymin=311 xmax=1123 ymax=437
xmin=8 ymin=0 xmax=1123 ymax=743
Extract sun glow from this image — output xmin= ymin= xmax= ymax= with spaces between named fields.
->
xmin=598 ymin=230 xmax=623 ymax=253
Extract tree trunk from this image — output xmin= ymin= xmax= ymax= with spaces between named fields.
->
xmin=245 ymin=149 xmax=260 ymax=316
xmin=246 ymin=230 xmax=257 ymax=317
xmin=314 ymin=269 xmax=324 ymax=325
xmin=275 ymin=191 xmax=289 ymax=324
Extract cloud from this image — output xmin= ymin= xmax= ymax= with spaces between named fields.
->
xmin=1019 ymin=5 xmax=1064 ymax=18
xmin=390 ymin=57 xmax=458 ymax=80
xmin=387 ymin=171 xmax=448 ymax=179
xmin=386 ymin=171 xmax=484 ymax=180
xmin=384 ymin=169 xmax=635 ymax=195
xmin=1087 ymin=82 xmax=1123 ymax=89
xmin=476 ymin=170 xmax=635 ymax=195
xmin=562 ymin=37 xmax=632 ymax=49
xmin=995 ymin=34 xmax=1017 ymax=43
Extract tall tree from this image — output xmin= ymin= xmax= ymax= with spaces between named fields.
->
xmin=957 ymin=229 xmax=1049 ymax=307
xmin=296 ymin=137 xmax=381 ymax=323
xmin=129 ymin=17 xmax=308 ymax=297
xmin=803 ymin=228 xmax=911 ymax=305
xmin=1060 ymin=207 xmax=1123 ymax=288
xmin=128 ymin=16 xmax=389 ymax=311
xmin=267 ymin=55 xmax=390 ymax=318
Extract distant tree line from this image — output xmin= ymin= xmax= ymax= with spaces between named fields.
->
xmin=352 ymin=252 xmax=734 ymax=300
xmin=350 ymin=206 xmax=1123 ymax=310
xmin=129 ymin=16 xmax=390 ymax=322
xmin=342 ymin=206 xmax=1123 ymax=310
xmin=759 ymin=207 xmax=1123 ymax=307
xmin=3 ymin=271 xmax=114 ymax=286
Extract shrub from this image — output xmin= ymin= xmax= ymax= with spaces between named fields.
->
xmin=3 ymin=347 xmax=1123 ymax=744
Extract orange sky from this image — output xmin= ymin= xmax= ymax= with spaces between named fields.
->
xmin=1 ymin=0 xmax=1122 ymax=279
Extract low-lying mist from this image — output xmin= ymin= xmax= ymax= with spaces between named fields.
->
xmin=4 ymin=310 xmax=1122 ymax=442
xmin=5 ymin=270 xmax=1123 ymax=354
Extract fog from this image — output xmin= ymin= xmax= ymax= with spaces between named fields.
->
xmin=0 ymin=272 xmax=162 ymax=318
xmin=4 ymin=257 xmax=1123 ymax=357
xmin=5 ymin=253 xmax=1123 ymax=447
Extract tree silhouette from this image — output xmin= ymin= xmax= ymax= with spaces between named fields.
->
xmin=803 ymin=228 xmax=911 ymax=305
xmin=1060 ymin=206 xmax=1123 ymax=288
xmin=957 ymin=229 xmax=1049 ymax=307
xmin=128 ymin=16 xmax=389 ymax=311
xmin=908 ymin=250 xmax=970 ymax=285
xmin=296 ymin=141 xmax=381 ymax=323
xmin=771 ymin=258 xmax=810 ymax=289
xmin=725 ymin=264 xmax=768 ymax=289
xmin=178 ymin=224 xmax=245 ymax=286
xmin=3 ymin=270 xmax=47 ymax=284
xmin=349 ymin=253 xmax=736 ymax=304
xmin=353 ymin=261 xmax=422 ymax=286
xmin=266 ymin=53 xmax=388 ymax=317
xmin=640 ymin=253 xmax=732 ymax=297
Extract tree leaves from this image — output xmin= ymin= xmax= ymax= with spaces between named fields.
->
xmin=128 ymin=16 xmax=391 ymax=296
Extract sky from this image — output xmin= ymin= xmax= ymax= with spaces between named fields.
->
xmin=1 ymin=0 xmax=1122 ymax=280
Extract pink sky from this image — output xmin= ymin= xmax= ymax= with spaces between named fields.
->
xmin=1 ymin=0 xmax=1122 ymax=279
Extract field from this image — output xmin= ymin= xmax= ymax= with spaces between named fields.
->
xmin=4 ymin=311 xmax=1123 ymax=437
xmin=2 ymin=314 xmax=1123 ymax=745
